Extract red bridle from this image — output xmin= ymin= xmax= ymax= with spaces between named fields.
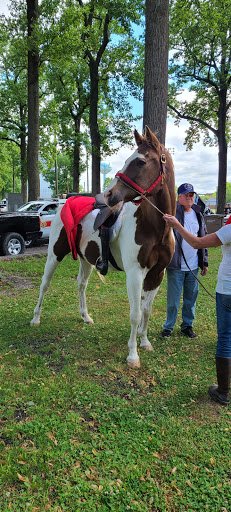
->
xmin=115 ymin=148 xmax=167 ymax=201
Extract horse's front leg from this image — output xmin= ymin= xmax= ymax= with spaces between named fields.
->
xmin=126 ymin=268 xmax=143 ymax=368
xmin=77 ymin=259 xmax=94 ymax=324
xmin=138 ymin=288 xmax=159 ymax=350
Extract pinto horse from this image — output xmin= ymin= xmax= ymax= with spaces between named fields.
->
xmin=31 ymin=126 xmax=176 ymax=368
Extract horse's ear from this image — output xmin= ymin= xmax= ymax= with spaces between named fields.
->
xmin=134 ymin=129 xmax=143 ymax=147
xmin=144 ymin=126 xmax=159 ymax=148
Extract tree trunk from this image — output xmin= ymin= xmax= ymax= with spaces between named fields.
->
xmin=143 ymin=0 xmax=169 ymax=145
xmin=73 ymin=116 xmax=81 ymax=192
xmin=27 ymin=0 xmax=40 ymax=201
xmin=20 ymin=131 xmax=27 ymax=203
xmin=19 ymin=104 xmax=27 ymax=203
xmin=89 ymin=61 xmax=101 ymax=195
xmin=217 ymin=90 xmax=227 ymax=213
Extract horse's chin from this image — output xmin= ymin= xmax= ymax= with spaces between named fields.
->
xmin=105 ymin=198 xmax=124 ymax=210
xmin=110 ymin=200 xmax=124 ymax=211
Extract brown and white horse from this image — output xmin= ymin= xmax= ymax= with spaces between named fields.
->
xmin=31 ymin=126 xmax=176 ymax=367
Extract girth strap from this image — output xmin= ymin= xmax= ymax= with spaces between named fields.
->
xmin=108 ymin=249 xmax=123 ymax=271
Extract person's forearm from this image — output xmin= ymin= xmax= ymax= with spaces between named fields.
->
xmin=163 ymin=214 xmax=222 ymax=248
xmin=174 ymin=223 xmax=201 ymax=248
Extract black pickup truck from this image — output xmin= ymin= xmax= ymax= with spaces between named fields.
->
xmin=0 ymin=212 xmax=42 ymax=256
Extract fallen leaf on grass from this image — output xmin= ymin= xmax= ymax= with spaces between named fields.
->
xmin=17 ymin=473 xmax=27 ymax=482
xmin=152 ymin=452 xmax=161 ymax=458
xmin=171 ymin=484 xmax=182 ymax=496
xmin=17 ymin=473 xmax=31 ymax=488
xmin=47 ymin=432 xmax=58 ymax=446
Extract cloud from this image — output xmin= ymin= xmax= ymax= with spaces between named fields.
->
xmin=81 ymin=117 xmax=231 ymax=194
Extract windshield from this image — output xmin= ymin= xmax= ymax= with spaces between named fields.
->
xmin=17 ymin=203 xmax=44 ymax=212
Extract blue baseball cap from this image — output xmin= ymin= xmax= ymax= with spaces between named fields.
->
xmin=177 ymin=183 xmax=195 ymax=195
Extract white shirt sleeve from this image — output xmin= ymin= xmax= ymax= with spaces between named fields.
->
xmin=216 ymin=224 xmax=231 ymax=245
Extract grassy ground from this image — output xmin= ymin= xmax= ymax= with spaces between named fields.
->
xmin=0 ymin=248 xmax=230 ymax=512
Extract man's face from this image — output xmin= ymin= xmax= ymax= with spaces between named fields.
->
xmin=178 ymin=192 xmax=195 ymax=211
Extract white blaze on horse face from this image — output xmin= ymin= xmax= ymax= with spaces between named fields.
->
xmin=120 ymin=149 xmax=144 ymax=173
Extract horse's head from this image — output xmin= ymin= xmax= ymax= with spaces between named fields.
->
xmin=104 ymin=126 xmax=174 ymax=209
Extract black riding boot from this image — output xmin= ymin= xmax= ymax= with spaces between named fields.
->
xmin=95 ymin=226 xmax=109 ymax=275
xmin=209 ymin=356 xmax=231 ymax=406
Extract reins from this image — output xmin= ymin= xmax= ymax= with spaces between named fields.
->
xmin=115 ymin=160 xmax=216 ymax=301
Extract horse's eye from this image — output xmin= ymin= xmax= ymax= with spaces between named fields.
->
xmin=137 ymin=159 xmax=146 ymax=168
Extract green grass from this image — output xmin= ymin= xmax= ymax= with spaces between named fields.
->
xmin=0 ymin=248 xmax=230 ymax=512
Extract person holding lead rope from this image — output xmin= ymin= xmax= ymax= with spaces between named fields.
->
xmin=163 ymin=210 xmax=231 ymax=406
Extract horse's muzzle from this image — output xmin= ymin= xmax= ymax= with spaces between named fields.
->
xmin=104 ymin=189 xmax=123 ymax=209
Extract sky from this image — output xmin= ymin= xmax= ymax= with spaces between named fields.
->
xmin=1 ymin=0 xmax=230 ymax=196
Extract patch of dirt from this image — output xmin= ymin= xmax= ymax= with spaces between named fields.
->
xmin=0 ymin=244 xmax=47 ymax=294
xmin=13 ymin=406 xmax=29 ymax=423
xmin=0 ymin=273 xmax=35 ymax=295
xmin=0 ymin=243 xmax=48 ymax=261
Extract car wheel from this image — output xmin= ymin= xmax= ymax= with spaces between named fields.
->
xmin=2 ymin=232 xmax=25 ymax=256
xmin=25 ymin=239 xmax=34 ymax=247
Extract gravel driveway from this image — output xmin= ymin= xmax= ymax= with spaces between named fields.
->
xmin=0 ymin=243 xmax=48 ymax=260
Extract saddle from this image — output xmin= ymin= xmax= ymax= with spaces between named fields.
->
xmin=64 ymin=193 xmax=123 ymax=272
xmin=93 ymin=193 xmax=122 ymax=230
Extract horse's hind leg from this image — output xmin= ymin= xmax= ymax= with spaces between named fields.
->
xmin=77 ymin=259 xmax=94 ymax=324
xmin=30 ymin=251 xmax=59 ymax=326
xmin=138 ymin=288 xmax=159 ymax=350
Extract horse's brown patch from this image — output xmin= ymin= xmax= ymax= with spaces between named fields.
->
xmin=143 ymin=244 xmax=174 ymax=291
xmin=85 ymin=240 xmax=100 ymax=265
xmin=53 ymin=227 xmax=70 ymax=261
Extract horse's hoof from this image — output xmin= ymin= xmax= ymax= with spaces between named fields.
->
xmin=141 ymin=344 xmax=154 ymax=351
xmin=127 ymin=360 xmax=140 ymax=368
xmin=82 ymin=315 xmax=94 ymax=324
xmin=30 ymin=320 xmax=40 ymax=326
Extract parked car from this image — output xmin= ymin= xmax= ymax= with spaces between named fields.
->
xmin=0 ymin=211 xmax=41 ymax=255
xmin=17 ymin=199 xmax=65 ymax=245
xmin=0 ymin=199 xmax=7 ymax=212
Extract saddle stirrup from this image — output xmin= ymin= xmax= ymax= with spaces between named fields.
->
xmin=95 ymin=226 xmax=109 ymax=275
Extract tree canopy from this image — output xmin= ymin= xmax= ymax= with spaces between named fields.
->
xmin=168 ymin=0 xmax=231 ymax=213
xmin=0 ymin=0 xmax=144 ymax=198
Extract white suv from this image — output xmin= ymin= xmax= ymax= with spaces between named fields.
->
xmin=17 ymin=199 xmax=65 ymax=244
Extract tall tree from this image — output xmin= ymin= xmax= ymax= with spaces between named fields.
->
xmin=143 ymin=0 xmax=169 ymax=144
xmin=27 ymin=0 xmax=40 ymax=200
xmin=0 ymin=5 xmax=28 ymax=201
xmin=39 ymin=0 xmax=143 ymax=194
xmin=168 ymin=0 xmax=231 ymax=213
xmin=77 ymin=0 xmax=144 ymax=194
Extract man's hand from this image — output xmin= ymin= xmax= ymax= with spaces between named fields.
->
xmin=201 ymin=267 xmax=208 ymax=276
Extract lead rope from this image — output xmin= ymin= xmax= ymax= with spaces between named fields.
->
xmin=116 ymin=176 xmax=216 ymax=300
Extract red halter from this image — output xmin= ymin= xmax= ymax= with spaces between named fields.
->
xmin=115 ymin=148 xmax=166 ymax=200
